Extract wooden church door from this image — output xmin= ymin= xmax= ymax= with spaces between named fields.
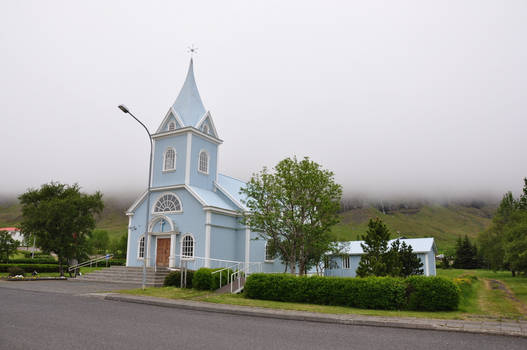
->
xmin=156 ymin=238 xmax=170 ymax=267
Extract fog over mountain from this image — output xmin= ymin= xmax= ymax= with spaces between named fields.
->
xmin=1 ymin=1 xmax=526 ymax=201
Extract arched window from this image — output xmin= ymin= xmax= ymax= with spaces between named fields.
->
xmin=153 ymin=193 xmax=182 ymax=213
xmin=265 ymin=241 xmax=275 ymax=262
xmin=164 ymin=148 xmax=176 ymax=171
xmin=168 ymin=122 xmax=176 ymax=131
xmin=202 ymin=123 xmax=209 ymax=134
xmin=198 ymin=150 xmax=209 ymax=174
xmin=138 ymin=236 xmax=145 ymax=259
xmin=181 ymin=235 xmax=194 ymax=259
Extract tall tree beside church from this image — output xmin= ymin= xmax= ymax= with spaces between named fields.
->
xmin=18 ymin=183 xmax=104 ymax=276
xmin=0 ymin=231 xmax=20 ymax=263
xmin=241 ymin=156 xmax=342 ymax=275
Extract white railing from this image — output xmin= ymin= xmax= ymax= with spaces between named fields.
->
xmin=229 ymin=262 xmax=263 ymax=293
xmin=68 ymin=254 xmax=114 ymax=273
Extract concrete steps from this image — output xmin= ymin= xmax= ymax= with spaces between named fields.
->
xmin=75 ymin=266 xmax=171 ymax=287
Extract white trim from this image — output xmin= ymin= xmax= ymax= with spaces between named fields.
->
xmin=137 ymin=235 xmax=145 ymax=260
xmin=245 ymin=227 xmax=250 ymax=265
xmin=152 ymin=192 xmax=183 ymax=214
xmin=150 ymin=184 xmax=186 ymax=192
xmin=198 ymin=149 xmax=209 ymax=175
xmin=155 ymin=108 xmax=185 ymax=134
xmin=162 ymin=147 xmax=177 ymax=172
xmin=180 ymin=233 xmax=195 ymax=259
xmin=148 ymin=214 xmax=176 ymax=232
xmin=185 ymin=133 xmax=192 ymax=184
xmin=264 ymin=241 xmax=275 ymax=263
xmin=215 ymin=182 xmax=245 ymax=210
xmin=424 ymin=253 xmax=430 ymax=276
xmin=196 ymin=111 xmax=219 ymax=138
xmin=153 ymin=127 xmax=223 ymax=145
xmin=150 ymin=141 xmax=156 ymax=187
xmin=203 ymin=206 xmax=240 ymax=216
xmin=205 ymin=211 xmax=211 ymax=268
xmin=126 ymin=190 xmax=148 ymax=214
xmin=126 ymin=216 xmax=132 ymax=266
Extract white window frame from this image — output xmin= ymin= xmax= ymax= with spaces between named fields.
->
xmin=152 ymin=192 xmax=183 ymax=214
xmin=264 ymin=241 xmax=275 ymax=263
xmin=198 ymin=150 xmax=209 ymax=175
xmin=180 ymin=234 xmax=195 ymax=260
xmin=137 ymin=235 xmax=145 ymax=260
xmin=168 ymin=121 xmax=176 ymax=131
xmin=202 ymin=123 xmax=209 ymax=134
xmin=342 ymin=255 xmax=350 ymax=269
xmin=163 ymin=147 xmax=176 ymax=172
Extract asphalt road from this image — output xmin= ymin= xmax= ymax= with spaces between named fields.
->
xmin=1 ymin=282 xmax=527 ymax=350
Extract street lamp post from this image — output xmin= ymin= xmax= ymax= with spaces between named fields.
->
xmin=118 ymin=104 xmax=153 ymax=290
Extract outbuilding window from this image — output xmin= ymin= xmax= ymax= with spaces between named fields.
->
xmin=181 ymin=235 xmax=194 ymax=259
xmin=343 ymin=255 xmax=350 ymax=269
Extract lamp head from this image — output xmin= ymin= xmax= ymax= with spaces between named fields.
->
xmin=118 ymin=104 xmax=130 ymax=114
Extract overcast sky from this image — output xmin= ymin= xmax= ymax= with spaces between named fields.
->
xmin=1 ymin=1 xmax=526 ymax=201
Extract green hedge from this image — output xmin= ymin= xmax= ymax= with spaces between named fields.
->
xmin=164 ymin=270 xmax=195 ymax=288
xmin=244 ymin=274 xmax=460 ymax=311
xmin=193 ymin=268 xmax=234 ymax=291
xmin=0 ymin=264 xmax=60 ymax=273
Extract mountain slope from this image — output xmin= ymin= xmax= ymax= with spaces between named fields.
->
xmin=332 ymin=205 xmax=493 ymax=252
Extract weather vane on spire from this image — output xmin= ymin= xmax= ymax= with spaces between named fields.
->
xmin=188 ymin=44 xmax=198 ymax=57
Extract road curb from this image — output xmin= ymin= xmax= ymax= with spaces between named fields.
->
xmin=104 ymin=294 xmax=527 ymax=338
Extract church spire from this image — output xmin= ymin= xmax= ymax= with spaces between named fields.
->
xmin=172 ymin=58 xmax=206 ymax=127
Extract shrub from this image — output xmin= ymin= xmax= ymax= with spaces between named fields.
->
xmin=164 ymin=270 xmax=195 ymax=288
xmin=0 ymin=264 xmax=60 ymax=273
xmin=193 ymin=268 xmax=234 ymax=290
xmin=406 ymin=276 xmax=460 ymax=311
xmin=7 ymin=266 xmax=25 ymax=277
xmin=9 ymin=258 xmax=57 ymax=264
xmin=244 ymin=274 xmax=407 ymax=310
xmin=244 ymin=274 xmax=460 ymax=311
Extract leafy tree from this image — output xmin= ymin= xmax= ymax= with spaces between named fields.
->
xmin=0 ymin=230 xmax=20 ymax=263
xmin=356 ymin=218 xmax=391 ymax=277
xmin=18 ymin=182 xmax=104 ymax=276
xmin=109 ymin=232 xmax=128 ymax=259
xmin=241 ymin=156 xmax=342 ymax=274
xmin=88 ymin=229 xmax=110 ymax=255
xmin=478 ymin=178 xmax=527 ymax=275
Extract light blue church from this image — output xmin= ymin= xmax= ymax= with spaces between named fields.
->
xmin=125 ymin=59 xmax=282 ymax=274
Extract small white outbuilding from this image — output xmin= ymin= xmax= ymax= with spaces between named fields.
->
xmin=324 ymin=237 xmax=437 ymax=277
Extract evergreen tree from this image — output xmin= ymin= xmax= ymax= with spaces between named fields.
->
xmin=399 ymin=241 xmax=424 ymax=277
xmin=453 ymin=235 xmax=479 ymax=269
xmin=356 ymin=218 xmax=390 ymax=277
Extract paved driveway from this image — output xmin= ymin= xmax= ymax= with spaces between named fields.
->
xmin=2 ymin=281 xmax=527 ymax=350
xmin=0 ymin=279 xmax=139 ymax=295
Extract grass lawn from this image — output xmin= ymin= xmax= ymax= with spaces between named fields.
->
xmin=117 ymin=269 xmax=527 ymax=321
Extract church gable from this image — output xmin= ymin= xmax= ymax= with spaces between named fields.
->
xmin=157 ymin=109 xmax=184 ymax=133
xmin=196 ymin=112 xmax=218 ymax=138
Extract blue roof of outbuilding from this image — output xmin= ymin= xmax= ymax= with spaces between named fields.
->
xmin=172 ymin=58 xmax=207 ymax=127
xmin=335 ymin=238 xmax=436 ymax=255
xmin=188 ymin=185 xmax=238 ymax=211
xmin=216 ymin=174 xmax=248 ymax=210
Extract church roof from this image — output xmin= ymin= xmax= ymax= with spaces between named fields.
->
xmin=334 ymin=238 xmax=436 ymax=255
xmin=216 ymin=174 xmax=248 ymax=210
xmin=172 ymin=58 xmax=207 ymax=127
xmin=187 ymin=185 xmax=238 ymax=211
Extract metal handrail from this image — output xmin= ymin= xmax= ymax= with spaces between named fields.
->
xmin=211 ymin=262 xmax=241 ymax=289
xmin=68 ymin=254 xmax=114 ymax=272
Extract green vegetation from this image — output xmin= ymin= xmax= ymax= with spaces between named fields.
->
xmin=164 ymin=270 xmax=195 ymax=288
xmin=193 ymin=268 xmax=233 ymax=290
xmin=479 ymin=178 xmax=527 ymax=275
xmin=356 ymin=218 xmax=423 ymax=277
xmin=242 ymin=156 xmax=342 ymax=275
xmin=244 ymin=273 xmax=459 ymax=311
xmin=0 ymin=230 xmax=20 ymax=263
xmin=333 ymin=205 xmax=492 ymax=252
